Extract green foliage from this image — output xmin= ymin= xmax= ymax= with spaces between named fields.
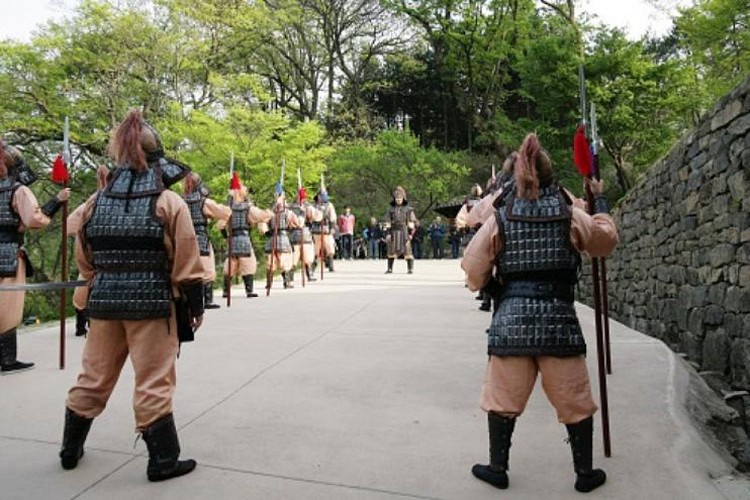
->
xmin=1 ymin=0 xmax=747 ymax=321
xmin=675 ymin=0 xmax=750 ymax=101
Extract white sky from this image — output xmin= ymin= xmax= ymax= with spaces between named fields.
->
xmin=3 ymin=0 xmax=690 ymax=43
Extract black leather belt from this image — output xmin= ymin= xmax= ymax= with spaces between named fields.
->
xmin=501 ymin=280 xmax=575 ymax=302
xmin=0 ymin=229 xmax=22 ymax=244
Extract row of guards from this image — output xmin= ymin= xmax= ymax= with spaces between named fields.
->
xmin=0 ymin=121 xmax=338 ymax=372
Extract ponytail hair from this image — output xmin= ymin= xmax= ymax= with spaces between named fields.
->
xmin=108 ymin=110 xmax=147 ymax=171
xmin=95 ymin=165 xmax=110 ymax=190
xmin=514 ymin=133 xmax=541 ymax=200
xmin=0 ymin=140 xmax=6 ymax=176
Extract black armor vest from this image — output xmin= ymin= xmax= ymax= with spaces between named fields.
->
xmin=229 ymin=201 xmax=253 ymax=257
xmin=264 ymin=204 xmax=293 ymax=253
xmin=488 ymin=183 xmax=584 ymax=357
xmin=184 ymin=191 xmax=210 ymax=256
xmin=289 ymin=203 xmax=313 ymax=244
xmin=84 ymin=167 xmax=171 ymax=320
xmin=0 ymin=178 xmax=22 ymax=277
xmin=311 ymin=202 xmax=332 ymax=234
xmin=388 ymin=205 xmax=412 ymax=230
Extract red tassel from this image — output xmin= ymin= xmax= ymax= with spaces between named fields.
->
xmin=230 ymin=171 xmax=242 ymax=190
xmin=573 ymin=126 xmax=593 ymax=177
xmin=298 ymin=187 xmax=307 ymax=202
xmin=51 ymin=153 xmax=69 ymax=184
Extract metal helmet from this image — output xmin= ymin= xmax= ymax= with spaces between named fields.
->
xmin=140 ymin=120 xmax=164 ymax=161
xmin=2 ymin=145 xmax=37 ymax=186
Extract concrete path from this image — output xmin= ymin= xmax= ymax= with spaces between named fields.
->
xmin=0 ymin=259 xmax=746 ymax=499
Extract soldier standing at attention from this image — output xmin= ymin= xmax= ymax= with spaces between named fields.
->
xmin=60 ymin=110 xmax=204 ymax=481
xmin=384 ymin=186 xmax=416 ymax=275
xmin=462 ymin=133 xmax=618 ymax=493
xmin=0 ymin=142 xmax=70 ymax=373
xmin=312 ymin=190 xmax=337 ymax=273
xmin=265 ymin=188 xmax=301 ymax=289
xmin=290 ymin=187 xmax=321 ymax=282
xmin=220 ymin=181 xmax=272 ymax=298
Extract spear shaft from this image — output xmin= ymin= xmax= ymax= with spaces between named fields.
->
xmin=579 ymin=67 xmax=611 ymax=458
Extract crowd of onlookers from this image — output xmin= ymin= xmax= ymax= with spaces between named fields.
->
xmin=333 ymin=208 xmax=463 ymax=260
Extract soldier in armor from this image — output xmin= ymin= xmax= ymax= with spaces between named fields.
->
xmin=265 ymin=189 xmax=301 ymax=289
xmin=311 ymin=191 xmax=337 ymax=273
xmin=462 ymin=133 xmax=618 ymax=493
xmin=290 ymin=188 xmax=322 ymax=283
xmin=61 ymin=111 xmax=204 ymax=482
xmin=384 ymin=186 xmax=417 ymax=274
xmin=183 ymin=172 xmax=230 ymax=308
xmin=0 ymin=141 xmax=70 ymax=374
xmin=220 ymin=183 xmax=272 ymax=298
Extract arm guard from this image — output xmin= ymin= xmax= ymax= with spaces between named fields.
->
xmin=593 ymin=195 xmax=610 ymax=215
xmin=41 ymin=197 xmax=64 ymax=218
xmin=174 ymin=283 xmax=204 ymax=343
xmin=182 ymin=282 xmax=205 ymax=318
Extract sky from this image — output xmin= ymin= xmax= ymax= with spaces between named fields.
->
xmin=3 ymin=0 xmax=690 ymax=43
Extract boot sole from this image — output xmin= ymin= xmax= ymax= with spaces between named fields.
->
xmin=1 ymin=365 xmax=36 ymax=375
xmin=147 ymin=460 xmax=197 ymax=482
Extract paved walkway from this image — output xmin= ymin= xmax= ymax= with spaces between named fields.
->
xmin=1 ymin=259 xmax=747 ymax=499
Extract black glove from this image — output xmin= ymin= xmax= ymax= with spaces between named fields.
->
xmin=41 ymin=197 xmax=64 ymax=218
xmin=593 ymin=195 xmax=610 ymax=215
xmin=175 ymin=283 xmax=205 ymax=343
xmin=182 ymin=282 xmax=205 ymax=318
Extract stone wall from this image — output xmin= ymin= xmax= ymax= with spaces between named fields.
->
xmin=578 ymin=76 xmax=750 ymax=468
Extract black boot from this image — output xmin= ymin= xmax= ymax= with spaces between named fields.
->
xmin=204 ymin=282 xmax=220 ymax=309
xmin=60 ymin=408 xmax=93 ymax=470
xmin=479 ymin=291 xmax=491 ymax=312
xmin=407 ymin=259 xmax=414 ymax=274
xmin=75 ymin=309 xmax=88 ymax=337
xmin=305 ymin=265 xmax=317 ymax=282
xmin=385 ymin=258 xmax=394 ymax=274
xmin=222 ymin=276 xmax=231 ymax=298
xmin=141 ymin=414 xmax=196 ymax=482
xmin=326 ymin=257 xmax=334 ymax=272
xmin=243 ymin=275 xmax=258 ymax=298
xmin=472 ymin=413 xmax=516 ymax=489
xmin=285 ymin=270 xmax=295 ymax=289
xmin=0 ymin=329 xmax=34 ymax=375
xmin=566 ymin=417 xmax=607 ymax=493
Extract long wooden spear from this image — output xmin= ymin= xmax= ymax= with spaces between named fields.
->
xmin=226 ymin=152 xmax=235 ymax=308
xmin=590 ymin=104 xmax=613 ymax=375
xmin=51 ymin=117 xmax=71 ymax=370
xmin=576 ymin=70 xmax=612 ymax=459
xmin=298 ymin=167 xmax=306 ymax=287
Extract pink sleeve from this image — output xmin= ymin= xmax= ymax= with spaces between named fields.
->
xmin=461 ymin=216 xmax=503 ymax=292
xmin=13 ymin=186 xmax=51 ymax=230
xmin=569 ymin=207 xmax=619 ymax=258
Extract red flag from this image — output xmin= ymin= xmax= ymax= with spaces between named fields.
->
xmin=573 ymin=125 xmax=593 ymax=177
xmin=51 ymin=154 xmax=69 ymax=184
xmin=230 ymin=171 xmax=242 ymax=190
